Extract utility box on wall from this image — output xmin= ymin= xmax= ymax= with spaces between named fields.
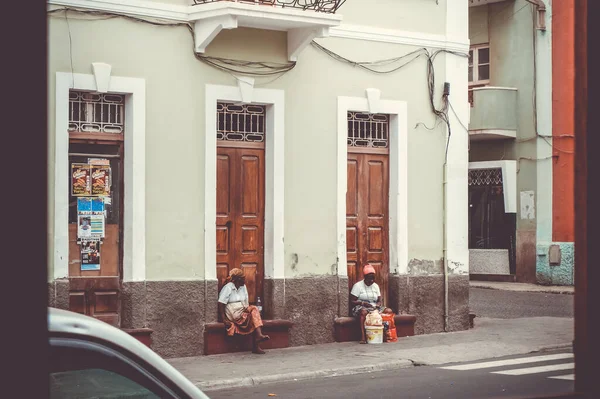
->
xmin=549 ymin=245 xmax=562 ymax=266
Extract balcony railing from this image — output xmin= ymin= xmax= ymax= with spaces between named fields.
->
xmin=192 ymin=0 xmax=346 ymax=14
xmin=469 ymin=86 xmax=518 ymax=141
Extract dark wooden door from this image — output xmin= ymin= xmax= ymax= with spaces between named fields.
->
xmin=347 ymin=151 xmax=390 ymax=306
xmin=216 ymin=144 xmax=265 ymax=305
xmin=67 ymin=141 xmax=123 ymax=327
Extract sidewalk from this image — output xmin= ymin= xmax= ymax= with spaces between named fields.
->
xmin=168 ymin=316 xmax=573 ymax=392
xmin=469 ymin=280 xmax=575 ymax=295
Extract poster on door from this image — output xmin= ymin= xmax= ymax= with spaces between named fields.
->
xmin=78 ymin=215 xmax=92 ymax=239
xmin=77 ymin=197 xmax=92 ymax=213
xmin=81 ymin=240 xmax=101 ymax=270
xmin=91 ymin=165 xmax=111 ymax=196
xmin=71 ymin=163 xmax=91 ymax=196
xmin=91 ymin=197 xmax=104 ymax=213
xmin=90 ymin=214 xmax=105 ymax=238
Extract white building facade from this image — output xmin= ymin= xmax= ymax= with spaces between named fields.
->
xmin=47 ymin=0 xmax=470 ymax=357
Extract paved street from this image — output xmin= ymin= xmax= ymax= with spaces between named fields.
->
xmin=470 ymin=287 xmax=574 ymax=319
xmin=208 ymin=349 xmax=574 ymax=399
xmin=170 ymin=285 xmax=574 ymax=395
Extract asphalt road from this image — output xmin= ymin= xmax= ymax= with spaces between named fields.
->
xmin=469 ymin=287 xmax=574 ymax=318
xmin=208 ymin=350 xmax=574 ymax=399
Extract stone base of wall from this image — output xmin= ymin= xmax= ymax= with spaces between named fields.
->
xmin=469 ymin=249 xmax=510 ymax=275
xmin=536 ymin=242 xmax=575 ymax=286
xmin=122 ymin=280 xmax=206 ymax=359
xmin=51 ymin=273 xmax=470 ymax=357
xmin=517 ymin=230 xmax=537 ymax=283
xmin=281 ymin=276 xmax=340 ymax=346
xmin=388 ymin=274 xmax=470 ymax=334
xmin=48 ymin=279 xmax=69 ymax=310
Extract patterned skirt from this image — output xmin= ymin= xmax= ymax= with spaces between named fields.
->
xmin=351 ymin=304 xmax=387 ymax=317
xmin=224 ymin=305 xmax=264 ymax=336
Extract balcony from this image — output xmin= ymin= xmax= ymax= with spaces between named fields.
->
xmin=469 ymin=0 xmax=511 ymax=7
xmin=193 ymin=0 xmax=344 ymax=14
xmin=468 ymin=86 xmax=518 ymax=141
xmin=191 ymin=0 xmax=344 ymax=61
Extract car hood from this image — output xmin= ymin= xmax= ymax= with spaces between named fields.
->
xmin=48 ymin=307 xmax=209 ymax=399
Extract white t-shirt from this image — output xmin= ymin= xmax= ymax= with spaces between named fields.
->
xmin=350 ymin=280 xmax=381 ymax=305
xmin=218 ymin=282 xmax=249 ymax=306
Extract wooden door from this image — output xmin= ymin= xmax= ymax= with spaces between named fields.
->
xmin=216 ymin=145 xmax=265 ymax=306
xmin=67 ymin=141 xmax=123 ymax=327
xmin=347 ymin=151 xmax=390 ymax=306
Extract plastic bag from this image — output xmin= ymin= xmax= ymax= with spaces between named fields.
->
xmin=365 ymin=309 xmax=383 ymax=326
xmin=386 ymin=327 xmax=398 ymax=342
xmin=381 ymin=313 xmax=395 ymax=329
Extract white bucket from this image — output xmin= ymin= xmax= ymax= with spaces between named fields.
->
xmin=365 ymin=325 xmax=384 ymax=344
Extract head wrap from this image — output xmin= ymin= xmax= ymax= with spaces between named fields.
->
xmin=225 ymin=268 xmax=244 ymax=284
xmin=363 ymin=264 xmax=376 ymax=276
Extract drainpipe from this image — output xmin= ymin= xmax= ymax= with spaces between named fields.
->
xmin=526 ymin=0 xmax=547 ymax=31
xmin=442 ymin=82 xmax=450 ymax=333
xmin=443 ymin=161 xmax=449 ymax=332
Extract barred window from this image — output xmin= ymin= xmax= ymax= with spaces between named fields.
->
xmin=347 ymin=111 xmax=389 ymax=149
xmin=217 ymin=102 xmax=266 ymax=142
xmin=469 ymin=168 xmax=503 ymax=186
xmin=68 ymin=91 xmax=125 ymax=134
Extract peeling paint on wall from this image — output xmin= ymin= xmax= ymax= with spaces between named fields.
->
xmin=520 ymin=190 xmax=535 ymax=220
xmin=407 ymin=259 xmax=443 ymax=275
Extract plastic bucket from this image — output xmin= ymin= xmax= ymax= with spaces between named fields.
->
xmin=365 ymin=325 xmax=384 ymax=344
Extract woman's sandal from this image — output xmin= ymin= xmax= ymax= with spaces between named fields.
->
xmin=359 ymin=340 xmax=367 ymax=344
xmin=252 ymin=347 xmax=266 ymax=354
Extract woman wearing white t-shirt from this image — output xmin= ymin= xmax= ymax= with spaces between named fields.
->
xmin=218 ymin=268 xmax=270 ymax=354
xmin=349 ymin=264 xmax=394 ymax=344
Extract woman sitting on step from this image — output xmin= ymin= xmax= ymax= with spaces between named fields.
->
xmin=349 ymin=264 xmax=394 ymax=344
xmin=218 ymin=268 xmax=270 ymax=354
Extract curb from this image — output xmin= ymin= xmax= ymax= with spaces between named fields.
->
xmin=470 ymin=284 xmax=574 ymax=295
xmin=196 ymin=359 xmax=414 ymax=391
xmin=534 ymin=343 xmax=574 ymax=352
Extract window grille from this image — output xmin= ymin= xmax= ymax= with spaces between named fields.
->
xmin=347 ymin=111 xmax=389 ymax=149
xmin=217 ymin=102 xmax=266 ymax=142
xmin=68 ymin=91 xmax=125 ymax=134
xmin=469 ymin=168 xmax=503 ymax=186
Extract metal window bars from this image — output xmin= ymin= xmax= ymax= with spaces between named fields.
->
xmin=68 ymin=91 xmax=125 ymax=134
xmin=192 ymin=0 xmax=345 ymax=14
xmin=347 ymin=111 xmax=389 ymax=149
xmin=217 ymin=102 xmax=266 ymax=142
xmin=468 ymin=168 xmax=503 ymax=186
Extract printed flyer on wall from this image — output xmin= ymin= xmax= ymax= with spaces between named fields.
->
xmin=90 ymin=214 xmax=105 ymax=238
xmin=78 ymin=215 xmax=92 ymax=239
xmin=71 ymin=163 xmax=91 ymax=196
xmin=77 ymin=197 xmax=92 ymax=213
xmin=91 ymin=164 xmax=111 ymax=196
xmin=81 ymin=240 xmax=101 ymax=271
xmin=91 ymin=197 xmax=105 ymax=213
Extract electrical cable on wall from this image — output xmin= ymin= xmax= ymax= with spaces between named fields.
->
xmin=48 ymin=6 xmax=469 ymax=143
xmin=48 ymin=8 xmax=297 ymax=78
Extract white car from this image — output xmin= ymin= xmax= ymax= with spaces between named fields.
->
xmin=48 ymin=307 xmax=210 ymax=398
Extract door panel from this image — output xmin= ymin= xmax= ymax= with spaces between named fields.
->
xmin=69 ymin=224 xmax=119 ymax=277
xmin=216 ymin=152 xmax=234 ymax=277
xmin=69 ymin=277 xmax=120 ymax=327
xmin=346 ymin=154 xmax=360 ymax=284
xmin=67 ymin=142 xmax=122 ymax=328
xmin=216 ymin=146 xmax=264 ymax=306
xmin=365 ymin=157 xmax=389 ymax=303
xmin=347 ymin=152 xmax=389 ymax=306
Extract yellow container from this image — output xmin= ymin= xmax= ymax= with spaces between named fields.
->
xmin=365 ymin=325 xmax=384 ymax=344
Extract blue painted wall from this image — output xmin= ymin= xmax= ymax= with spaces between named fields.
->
xmin=536 ymin=242 xmax=574 ymax=285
